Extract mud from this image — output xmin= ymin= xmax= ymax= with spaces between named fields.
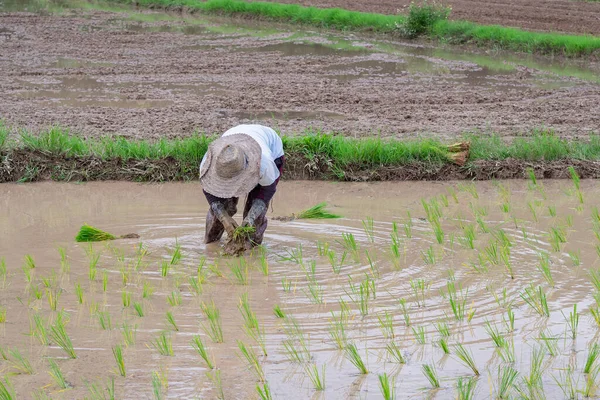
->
xmin=255 ymin=0 xmax=600 ymax=36
xmin=1 ymin=6 xmax=599 ymax=140
xmin=2 ymin=180 xmax=600 ymax=399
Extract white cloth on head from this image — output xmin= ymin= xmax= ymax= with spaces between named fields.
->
xmin=200 ymin=124 xmax=284 ymax=188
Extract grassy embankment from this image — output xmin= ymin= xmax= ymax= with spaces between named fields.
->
xmin=1 ymin=125 xmax=600 ymax=182
xmin=104 ymin=0 xmax=600 ymax=57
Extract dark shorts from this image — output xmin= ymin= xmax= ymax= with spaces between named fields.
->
xmin=203 ymin=155 xmax=285 ymax=206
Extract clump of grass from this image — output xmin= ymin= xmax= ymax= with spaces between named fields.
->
xmin=305 ymin=363 xmax=326 ymax=391
xmin=133 ymin=302 xmax=144 ymax=317
xmin=49 ymin=315 xmax=76 ymax=359
xmin=345 ymin=343 xmax=368 ymax=374
xmin=75 ymin=224 xmax=116 ymax=242
xmin=48 ymin=359 xmax=69 ymax=389
xmin=296 ymin=202 xmax=341 ymax=219
xmin=201 ymin=301 xmax=224 ymax=343
xmin=191 ymin=335 xmax=214 ymax=369
xmin=237 ymin=340 xmax=265 ymax=381
xmin=151 ymin=331 xmax=174 ymax=356
xmin=457 ymin=376 xmax=477 ymax=400
xmin=378 ymin=372 xmax=396 ymax=400
xmin=112 ymin=344 xmax=126 ymax=377
xmin=497 ymin=366 xmax=519 ymax=399
xmin=422 ymin=364 xmax=440 ymax=388
xmin=454 ymin=344 xmax=479 ymax=375
xmin=9 ymin=348 xmax=34 ymax=375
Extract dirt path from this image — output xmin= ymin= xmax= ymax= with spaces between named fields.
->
xmin=253 ymin=0 xmax=600 ymax=35
xmin=1 ymin=8 xmax=599 ymax=140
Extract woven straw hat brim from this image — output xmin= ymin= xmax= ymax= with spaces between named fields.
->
xmin=200 ymin=134 xmax=261 ymax=198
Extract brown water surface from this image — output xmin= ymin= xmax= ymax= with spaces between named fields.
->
xmin=1 ymin=180 xmax=600 ymax=398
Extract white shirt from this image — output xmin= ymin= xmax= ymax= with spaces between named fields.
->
xmin=200 ymin=124 xmax=284 ymax=187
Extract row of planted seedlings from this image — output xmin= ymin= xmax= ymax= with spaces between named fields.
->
xmin=1 ymin=169 xmax=600 ymax=398
xmin=266 ymin=168 xmax=600 ymax=399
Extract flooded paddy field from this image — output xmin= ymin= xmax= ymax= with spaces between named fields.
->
xmin=2 ymin=179 xmax=600 ymax=398
xmin=1 ymin=3 xmax=600 ymax=139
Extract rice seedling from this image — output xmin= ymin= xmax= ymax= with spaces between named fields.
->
xmin=498 ymin=338 xmax=516 ymax=363
xmin=403 ymin=211 xmax=413 ymax=238
xmin=30 ymin=285 xmax=42 ymax=300
xmin=151 ymin=331 xmax=174 ymax=356
xmin=584 ymin=343 xmax=600 ymax=374
xmin=520 ymin=346 xmax=545 ymax=399
xmin=281 ymin=277 xmax=292 ymax=292
xmin=445 ymin=281 xmax=468 ymax=321
xmin=152 ymin=371 xmax=164 ymax=400
xmin=398 ymin=298 xmax=411 ymax=326
xmin=0 ymin=258 xmax=6 ymax=288
xmin=461 ymin=224 xmax=476 ymax=249
xmin=438 ymin=338 xmax=450 ymax=354
xmin=160 ymin=260 xmax=170 ymax=277
xmin=329 ymin=311 xmax=348 ymax=350
xmin=142 ymin=281 xmax=154 ymax=299
xmin=497 ymin=365 xmax=519 ymax=399
xmin=206 ymin=370 xmax=224 ymax=400
xmin=431 ymin=219 xmax=445 ymax=245
xmin=410 ymin=278 xmax=429 ymax=307
xmin=49 ymin=317 xmax=76 ymax=359
xmin=421 ymin=245 xmax=438 ymax=266
xmin=520 ymin=284 xmax=550 ymax=317
xmin=386 ymin=342 xmax=406 ymax=364
xmin=454 ymin=344 xmax=479 ymax=375
xmin=456 ymin=376 xmax=477 ymax=400
xmin=112 ymin=344 xmax=126 ymax=377
xmin=237 ymin=340 xmax=265 ymax=381
xmin=362 ymin=217 xmax=375 ymax=243
xmin=484 ymin=241 xmax=499 ymax=265
xmin=562 ymin=304 xmax=579 ymax=339
xmin=256 ymin=382 xmax=272 ymax=400
xmin=207 ymin=261 xmax=223 ymax=278
xmin=0 ymin=346 xmax=7 ymax=361
xmin=273 ymin=305 xmax=285 ymax=319
xmin=200 ymin=301 xmax=223 ymax=343
xmin=592 ymin=307 xmax=600 ymax=328
xmin=121 ymin=323 xmax=137 ymax=347
xmin=96 ymin=310 xmax=112 ymax=330
xmin=170 ymin=240 xmax=182 ymax=265
xmin=476 ymin=215 xmax=490 ymax=233
xmin=296 ymin=202 xmax=341 ymax=219
xmin=282 ymin=338 xmax=309 ymax=363
xmin=88 ymin=253 xmax=99 ymax=282
xmin=102 ymin=269 xmax=108 ymax=292
xmin=365 ymin=250 xmax=379 ymax=278
xmin=46 ymin=287 xmax=61 ymax=311
xmin=0 ymin=376 xmax=15 ymax=400
xmin=548 ymin=205 xmax=557 ymax=217
xmin=305 ymin=363 xmax=326 ymax=391
xmin=133 ymin=302 xmax=144 ymax=317
xmin=552 ymin=366 xmax=578 ymax=400
xmin=0 ymin=308 xmax=5 ymax=324
xmin=191 ymin=335 xmax=214 ymax=369
xmin=306 ymin=279 xmax=324 ymax=304
xmin=389 ymin=234 xmax=402 ymax=269
xmin=167 ymin=290 xmax=182 ymax=307
xmin=538 ymin=330 xmax=559 ymax=356
xmin=84 ymin=376 xmax=115 ymax=400
xmin=22 ymin=262 xmax=34 ymax=284
xmin=341 ymin=232 xmax=360 ymax=261
xmin=378 ymin=372 xmax=396 ymax=400
xmin=345 ymin=343 xmax=368 ymax=374
xmin=569 ymin=250 xmax=581 ymax=267
xmin=527 ymin=201 xmax=539 ymax=222
xmin=9 ymin=348 xmax=34 ymax=375
xmin=48 ymin=359 xmax=69 ymax=389
xmin=549 ymin=225 xmax=567 ymax=252
xmin=484 ymin=321 xmax=506 ymax=348
xmin=377 ymin=311 xmax=395 ymax=339
xmin=582 ymin=365 xmax=600 ymax=398
xmin=119 ymin=290 xmax=131 ymax=308
xmin=229 ymin=258 xmax=249 ymax=285
xmin=422 ymin=364 xmax=440 ymax=388
xmin=537 ymin=252 xmax=553 ymax=287
xmin=254 ymin=246 xmax=269 ymax=276
xmin=165 ymin=311 xmax=179 ymax=331
xmin=279 ymin=244 xmax=303 ymax=264
xmin=412 ymin=326 xmax=427 ymax=344
xmin=568 ymin=166 xmax=583 ymax=204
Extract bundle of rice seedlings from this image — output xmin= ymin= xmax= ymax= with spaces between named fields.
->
xmin=75 ymin=224 xmax=139 ymax=242
xmin=296 ymin=203 xmax=342 ymax=220
xmin=232 ymin=226 xmax=256 ymax=241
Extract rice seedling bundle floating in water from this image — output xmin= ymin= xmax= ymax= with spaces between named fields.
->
xmin=296 ymin=202 xmax=342 ymax=220
xmin=75 ymin=224 xmax=139 ymax=242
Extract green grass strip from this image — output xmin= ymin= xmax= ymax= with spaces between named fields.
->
xmin=105 ymin=0 xmax=600 ymax=56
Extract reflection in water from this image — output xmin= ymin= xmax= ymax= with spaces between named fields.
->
xmin=1 ymin=180 xmax=600 ymax=398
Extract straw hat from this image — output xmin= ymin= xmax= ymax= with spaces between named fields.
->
xmin=200 ymin=134 xmax=262 ymax=198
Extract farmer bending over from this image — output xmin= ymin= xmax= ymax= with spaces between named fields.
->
xmin=200 ymin=124 xmax=284 ymax=250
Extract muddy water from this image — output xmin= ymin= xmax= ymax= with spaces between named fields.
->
xmin=2 ymin=3 xmax=600 ymax=138
xmin=2 ymin=180 xmax=600 ymax=399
